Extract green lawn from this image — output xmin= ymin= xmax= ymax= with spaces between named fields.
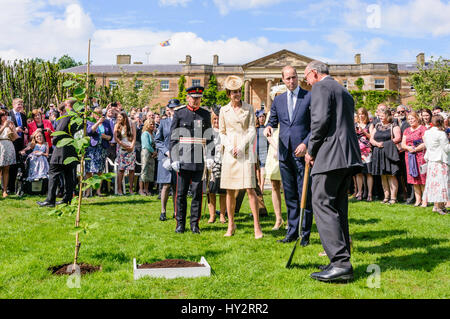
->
xmin=0 ymin=192 xmax=448 ymax=299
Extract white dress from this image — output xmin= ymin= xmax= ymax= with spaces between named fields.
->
xmin=0 ymin=127 xmax=16 ymax=167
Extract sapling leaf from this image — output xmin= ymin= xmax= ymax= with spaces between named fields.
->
xmin=56 ymin=138 xmax=74 ymax=148
xmin=64 ymin=157 xmax=79 ymax=165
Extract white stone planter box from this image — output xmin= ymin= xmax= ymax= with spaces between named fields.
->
xmin=133 ymin=257 xmax=211 ymax=280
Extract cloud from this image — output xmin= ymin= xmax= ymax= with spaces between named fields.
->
xmin=158 ymin=0 xmax=191 ymax=6
xmin=212 ymin=0 xmax=287 ymax=15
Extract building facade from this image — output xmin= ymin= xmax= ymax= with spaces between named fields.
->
xmin=62 ymin=50 xmax=428 ymax=111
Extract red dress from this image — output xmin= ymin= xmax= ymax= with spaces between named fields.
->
xmin=404 ymin=125 xmax=427 ymax=185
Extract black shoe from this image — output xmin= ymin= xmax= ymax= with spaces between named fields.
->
xmin=37 ymin=201 xmax=55 ymax=208
xmin=318 ymin=263 xmax=332 ymax=271
xmin=191 ymin=225 xmax=201 ymax=234
xmin=406 ymin=198 xmax=415 ymax=205
xmin=175 ymin=225 xmax=185 ymax=233
xmin=56 ymin=200 xmax=70 ymax=206
xmin=277 ymin=236 xmax=298 ymax=244
xmin=159 ymin=212 xmax=167 ymax=221
xmin=300 ymin=237 xmax=310 ymax=247
xmin=310 ymin=266 xmax=354 ymax=282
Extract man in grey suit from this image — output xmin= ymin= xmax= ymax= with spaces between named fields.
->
xmin=305 ymin=61 xmax=363 ymax=282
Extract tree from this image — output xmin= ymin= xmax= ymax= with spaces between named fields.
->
xmin=177 ymin=75 xmax=187 ymax=104
xmin=114 ymin=71 xmax=159 ymax=111
xmin=407 ymin=56 xmax=449 ymax=110
xmin=202 ymin=74 xmax=218 ymax=107
xmin=355 ymin=77 xmax=365 ymax=90
xmin=57 ymin=54 xmax=83 ymax=70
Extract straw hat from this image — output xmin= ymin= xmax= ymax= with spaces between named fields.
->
xmin=224 ymin=75 xmax=243 ymax=91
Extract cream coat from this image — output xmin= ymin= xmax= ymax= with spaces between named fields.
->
xmin=424 ymin=127 xmax=450 ymax=164
xmin=219 ymin=101 xmax=256 ymax=189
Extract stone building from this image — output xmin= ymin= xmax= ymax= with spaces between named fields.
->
xmin=62 ymin=49 xmax=429 ymax=111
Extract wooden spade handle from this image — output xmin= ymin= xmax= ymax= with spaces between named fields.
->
xmin=300 ymin=162 xmax=310 ymax=209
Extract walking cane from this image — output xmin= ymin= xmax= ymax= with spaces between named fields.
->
xmin=286 ymin=162 xmax=310 ymax=268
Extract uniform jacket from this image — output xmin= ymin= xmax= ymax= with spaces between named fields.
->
xmin=219 ymin=101 xmax=256 ymax=189
xmin=307 ymin=77 xmax=363 ymax=175
xmin=267 ymin=88 xmax=311 ymax=161
xmin=170 ymin=105 xmax=212 ymax=171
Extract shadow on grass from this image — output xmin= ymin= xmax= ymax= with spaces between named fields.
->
xmin=87 ymin=199 xmax=153 ymax=206
xmin=355 ymin=237 xmax=448 ymax=254
xmin=352 ymin=229 xmax=408 ymax=241
xmin=91 ymin=251 xmax=131 ymax=263
xmin=349 ymin=218 xmax=381 ymax=225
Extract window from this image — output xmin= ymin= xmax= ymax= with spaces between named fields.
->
xmin=135 ymin=80 xmax=144 ymax=90
xmin=343 ymin=80 xmax=348 ymax=88
xmin=374 ymin=79 xmax=385 ymax=89
xmin=160 ymin=80 xmax=170 ymax=91
xmin=192 ymin=79 xmax=201 ymax=87
xmin=109 ymin=80 xmax=117 ymax=89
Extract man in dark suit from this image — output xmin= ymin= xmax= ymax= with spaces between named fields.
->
xmin=8 ymin=98 xmax=28 ymax=194
xmin=264 ymin=65 xmax=313 ymax=246
xmin=37 ymin=99 xmax=79 ymax=207
xmin=304 ymin=61 xmax=363 ymax=282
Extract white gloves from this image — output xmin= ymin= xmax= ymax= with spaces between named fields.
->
xmin=206 ymin=159 xmax=214 ymax=170
xmin=171 ymin=161 xmax=180 ymax=172
xmin=162 ymin=158 xmax=172 ymax=170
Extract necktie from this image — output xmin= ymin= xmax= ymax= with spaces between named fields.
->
xmin=15 ymin=112 xmax=23 ymax=136
xmin=287 ymin=91 xmax=294 ymax=122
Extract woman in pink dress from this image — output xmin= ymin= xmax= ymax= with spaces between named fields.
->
xmin=401 ymin=112 xmax=427 ymax=207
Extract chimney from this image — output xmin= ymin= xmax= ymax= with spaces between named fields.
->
xmin=213 ymin=54 xmax=219 ymax=66
xmin=416 ymin=53 xmax=425 ymax=66
xmin=354 ymin=53 xmax=361 ymax=64
xmin=117 ymin=54 xmax=131 ymax=65
xmin=186 ymin=55 xmax=192 ymax=65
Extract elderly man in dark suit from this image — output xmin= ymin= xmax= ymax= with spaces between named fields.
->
xmin=8 ymin=98 xmax=28 ymax=194
xmin=305 ymin=61 xmax=363 ymax=282
xmin=37 ymin=99 xmax=79 ymax=207
xmin=264 ymin=65 xmax=313 ymax=246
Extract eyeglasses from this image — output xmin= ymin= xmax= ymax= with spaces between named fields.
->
xmin=398 ymin=110 xmax=405 ymax=114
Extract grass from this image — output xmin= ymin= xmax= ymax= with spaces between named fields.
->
xmin=0 ymin=192 xmax=448 ymax=299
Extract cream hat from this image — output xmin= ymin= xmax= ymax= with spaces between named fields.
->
xmin=224 ymin=75 xmax=243 ymax=91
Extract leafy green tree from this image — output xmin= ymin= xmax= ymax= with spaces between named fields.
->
xmin=216 ymin=90 xmax=230 ymax=106
xmin=177 ymin=75 xmax=187 ymax=104
xmin=57 ymin=54 xmax=83 ymax=70
xmin=407 ymin=56 xmax=449 ymax=110
xmin=202 ymin=74 xmax=218 ymax=107
xmin=355 ymin=77 xmax=365 ymax=90
xmin=114 ymin=71 xmax=159 ymax=111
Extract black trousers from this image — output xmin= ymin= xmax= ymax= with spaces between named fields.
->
xmin=311 ymin=168 xmax=353 ymax=269
xmin=279 ymin=153 xmax=313 ymax=240
xmin=46 ymin=163 xmax=77 ymax=204
xmin=175 ymin=169 xmax=203 ymax=230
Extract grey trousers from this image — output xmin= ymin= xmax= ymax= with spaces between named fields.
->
xmin=311 ymin=168 xmax=353 ymax=269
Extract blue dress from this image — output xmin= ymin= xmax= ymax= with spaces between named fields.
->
xmin=27 ymin=144 xmax=49 ymax=181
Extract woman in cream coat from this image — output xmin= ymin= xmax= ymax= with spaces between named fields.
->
xmin=423 ymin=114 xmax=450 ymax=215
xmin=219 ymin=75 xmax=263 ymax=239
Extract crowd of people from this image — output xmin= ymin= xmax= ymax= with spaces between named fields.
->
xmin=1 ymin=61 xmax=448 ymax=283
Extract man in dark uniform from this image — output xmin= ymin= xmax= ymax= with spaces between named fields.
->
xmin=170 ymin=86 xmax=213 ymax=234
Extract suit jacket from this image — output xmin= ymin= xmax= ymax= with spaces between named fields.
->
xmin=50 ymin=115 xmax=79 ymax=165
xmin=87 ymin=119 xmax=113 ymax=149
xmin=267 ymin=87 xmax=311 ymax=161
xmin=307 ymin=77 xmax=363 ymax=175
xmin=9 ymin=110 xmax=27 ymax=152
xmin=28 ymin=119 xmax=55 ymax=148
xmin=155 ymin=117 xmax=173 ymax=161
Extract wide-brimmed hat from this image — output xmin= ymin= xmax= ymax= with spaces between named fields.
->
xmin=224 ymin=75 xmax=243 ymax=91
xmin=167 ymin=99 xmax=181 ymax=108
